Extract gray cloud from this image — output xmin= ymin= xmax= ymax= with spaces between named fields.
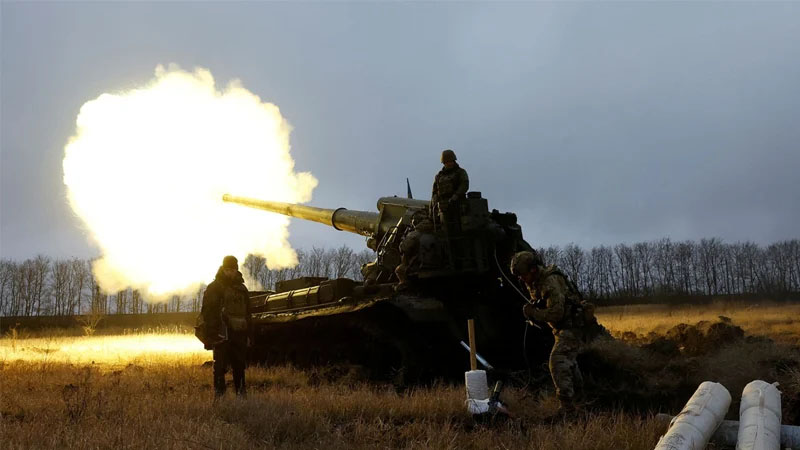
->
xmin=2 ymin=2 xmax=799 ymax=260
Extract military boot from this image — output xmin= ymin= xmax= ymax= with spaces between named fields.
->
xmin=234 ymin=379 xmax=247 ymax=398
xmin=550 ymin=396 xmax=578 ymax=422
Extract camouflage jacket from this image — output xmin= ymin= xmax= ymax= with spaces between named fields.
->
xmin=431 ymin=164 xmax=469 ymax=207
xmin=523 ymin=265 xmax=581 ymax=331
xmin=201 ymin=268 xmax=251 ymax=339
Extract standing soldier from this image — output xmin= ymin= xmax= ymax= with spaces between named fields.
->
xmin=510 ymin=250 xmax=598 ymax=416
xmin=200 ymin=255 xmax=251 ymax=398
xmin=431 ymin=149 xmax=469 ymax=233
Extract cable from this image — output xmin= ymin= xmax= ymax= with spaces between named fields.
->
xmin=493 ymin=246 xmax=537 ymax=388
xmin=521 ymin=321 xmax=533 ymax=390
xmin=493 ymin=247 xmax=533 ymax=305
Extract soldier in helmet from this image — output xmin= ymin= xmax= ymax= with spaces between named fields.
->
xmin=200 ymin=255 xmax=251 ymax=398
xmin=431 ymin=149 xmax=469 ymax=233
xmin=510 ymin=250 xmax=598 ymax=415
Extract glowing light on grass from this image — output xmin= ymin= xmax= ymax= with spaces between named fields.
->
xmin=63 ymin=65 xmax=317 ymax=300
xmin=0 ymin=334 xmax=207 ymax=365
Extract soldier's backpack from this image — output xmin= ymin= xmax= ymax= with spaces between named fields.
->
xmin=543 ymin=266 xmax=597 ymax=328
xmin=194 ymin=314 xmax=209 ymax=347
xmin=194 ymin=312 xmax=226 ymax=349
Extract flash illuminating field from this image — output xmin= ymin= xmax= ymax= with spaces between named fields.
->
xmin=2 ymin=303 xmax=799 ymax=449
xmin=0 ymin=332 xmax=207 ymax=366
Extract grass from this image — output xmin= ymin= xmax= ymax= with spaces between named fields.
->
xmin=2 ymin=302 xmax=799 ymax=449
xmin=1 ymin=361 xmax=666 ymax=449
xmin=597 ymin=301 xmax=800 ymax=345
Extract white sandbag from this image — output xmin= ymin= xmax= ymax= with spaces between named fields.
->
xmin=654 ymin=381 xmax=732 ymax=450
xmin=655 ymin=414 xmax=800 ymax=449
xmin=465 ymin=399 xmax=491 ymax=415
xmin=737 ymin=380 xmax=781 ymax=450
xmin=465 ymin=370 xmax=489 ymax=400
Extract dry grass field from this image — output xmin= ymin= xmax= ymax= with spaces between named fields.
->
xmin=2 ymin=302 xmax=799 ymax=449
xmin=597 ymin=301 xmax=800 ymax=346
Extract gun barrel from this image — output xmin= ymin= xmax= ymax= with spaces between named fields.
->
xmin=222 ymin=194 xmax=379 ymax=236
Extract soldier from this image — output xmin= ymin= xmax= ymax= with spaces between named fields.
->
xmin=431 ymin=149 xmax=469 ymax=233
xmin=510 ymin=250 xmax=598 ymax=415
xmin=395 ymin=212 xmax=435 ymax=290
xmin=200 ymin=255 xmax=251 ymax=398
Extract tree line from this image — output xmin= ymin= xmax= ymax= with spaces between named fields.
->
xmin=0 ymin=246 xmax=374 ymax=317
xmin=1 ymin=238 xmax=798 ymax=317
xmin=538 ymin=238 xmax=800 ymax=300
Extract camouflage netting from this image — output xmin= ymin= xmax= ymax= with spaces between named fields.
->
xmin=574 ymin=320 xmax=800 ymax=424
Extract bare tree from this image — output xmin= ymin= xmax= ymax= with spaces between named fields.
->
xmin=332 ymin=246 xmax=355 ymax=279
xmin=68 ymin=259 xmax=89 ymax=315
xmin=130 ymin=290 xmax=143 ymax=314
xmin=0 ymin=260 xmax=14 ymax=315
xmin=50 ymin=260 xmax=71 ymax=315
xmin=562 ymin=243 xmax=584 ymax=290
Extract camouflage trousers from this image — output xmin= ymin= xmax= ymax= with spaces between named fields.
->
xmin=549 ymin=328 xmax=584 ymax=406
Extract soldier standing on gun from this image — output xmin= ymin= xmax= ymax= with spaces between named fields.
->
xmin=510 ymin=250 xmax=598 ymax=416
xmin=200 ymin=255 xmax=251 ymax=398
xmin=431 ymin=149 xmax=469 ymax=233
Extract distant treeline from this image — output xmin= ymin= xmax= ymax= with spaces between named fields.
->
xmin=0 ymin=246 xmax=374 ymax=317
xmin=1 ymin=239 xmax=798 ymax=317
xmin=537 ymin=238 xmax=800 ymax=301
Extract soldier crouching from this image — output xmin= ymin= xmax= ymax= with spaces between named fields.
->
xmin=395 ymin=212 xmax=435 ymax=290
xmin=510 ymin=250 xmax=600 ymax=415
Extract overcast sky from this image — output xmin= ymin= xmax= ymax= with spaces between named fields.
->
xmin=2 ymin=2 xmax=799 ymax=260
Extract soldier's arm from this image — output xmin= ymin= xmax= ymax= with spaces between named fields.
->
xmin=431 ymin=175 xmax=439 ymax=206
xmin=399 ymin=231 xmax=418 ymax=255
xmin=200 ymin=284 xmax=222 ymax=329
xmin=530 ymin=276 xmax=567 ymax=323
xmin=452 ymin=169 xmax=469 ymax=200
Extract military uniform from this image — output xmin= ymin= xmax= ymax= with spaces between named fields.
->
xmin=395 ymin=217 xmax=434 ymax=286
xmin=431 ymin=163 xmax=469 ymax=208
xmin=521 ymin=265 xmax=586 ymax=410
xmin=201 ymin=264 xmax=251 ymax=397
xmin=431 ymin=149 xmax=469 ymax=234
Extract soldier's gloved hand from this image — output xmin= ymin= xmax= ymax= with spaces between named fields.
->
xmin=522 ymin=303 xmax=536 ymax=320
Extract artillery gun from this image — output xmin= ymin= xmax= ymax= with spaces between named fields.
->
xmin=223 ymin=192 xmax=551 ymax=381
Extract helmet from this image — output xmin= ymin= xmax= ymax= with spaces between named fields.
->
xmin=440 ymin=149 xmax=457 ymax=163
xmin=410 ymin=210 xmax=428 ymax=227
xmin=222 ymin=255 xmax=238 ymax=270
xmin=411 ymin=211 xmax=433 ymax=232
xmin=510 ymin=251 xmax=542 ymax=276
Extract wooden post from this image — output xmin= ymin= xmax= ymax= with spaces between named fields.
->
xmin=467 ymin=319 xmax=477 ymax=371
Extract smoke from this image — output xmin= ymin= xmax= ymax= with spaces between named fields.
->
xmin=63 ymin=65 xmax=317 ymax=300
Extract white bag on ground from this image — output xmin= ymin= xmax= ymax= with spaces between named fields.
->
xmin=466 ymin=399 xmax=491 ymax=415
xmin=655 ymin=381 xmax=732 ymax=450
xmin=465 ymin=370 xmax=490 ymax=415
xmin=465 ymin=370 xmax=489 ymax=401
xmin=737 ymin=380 xmax=781 ymax=450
